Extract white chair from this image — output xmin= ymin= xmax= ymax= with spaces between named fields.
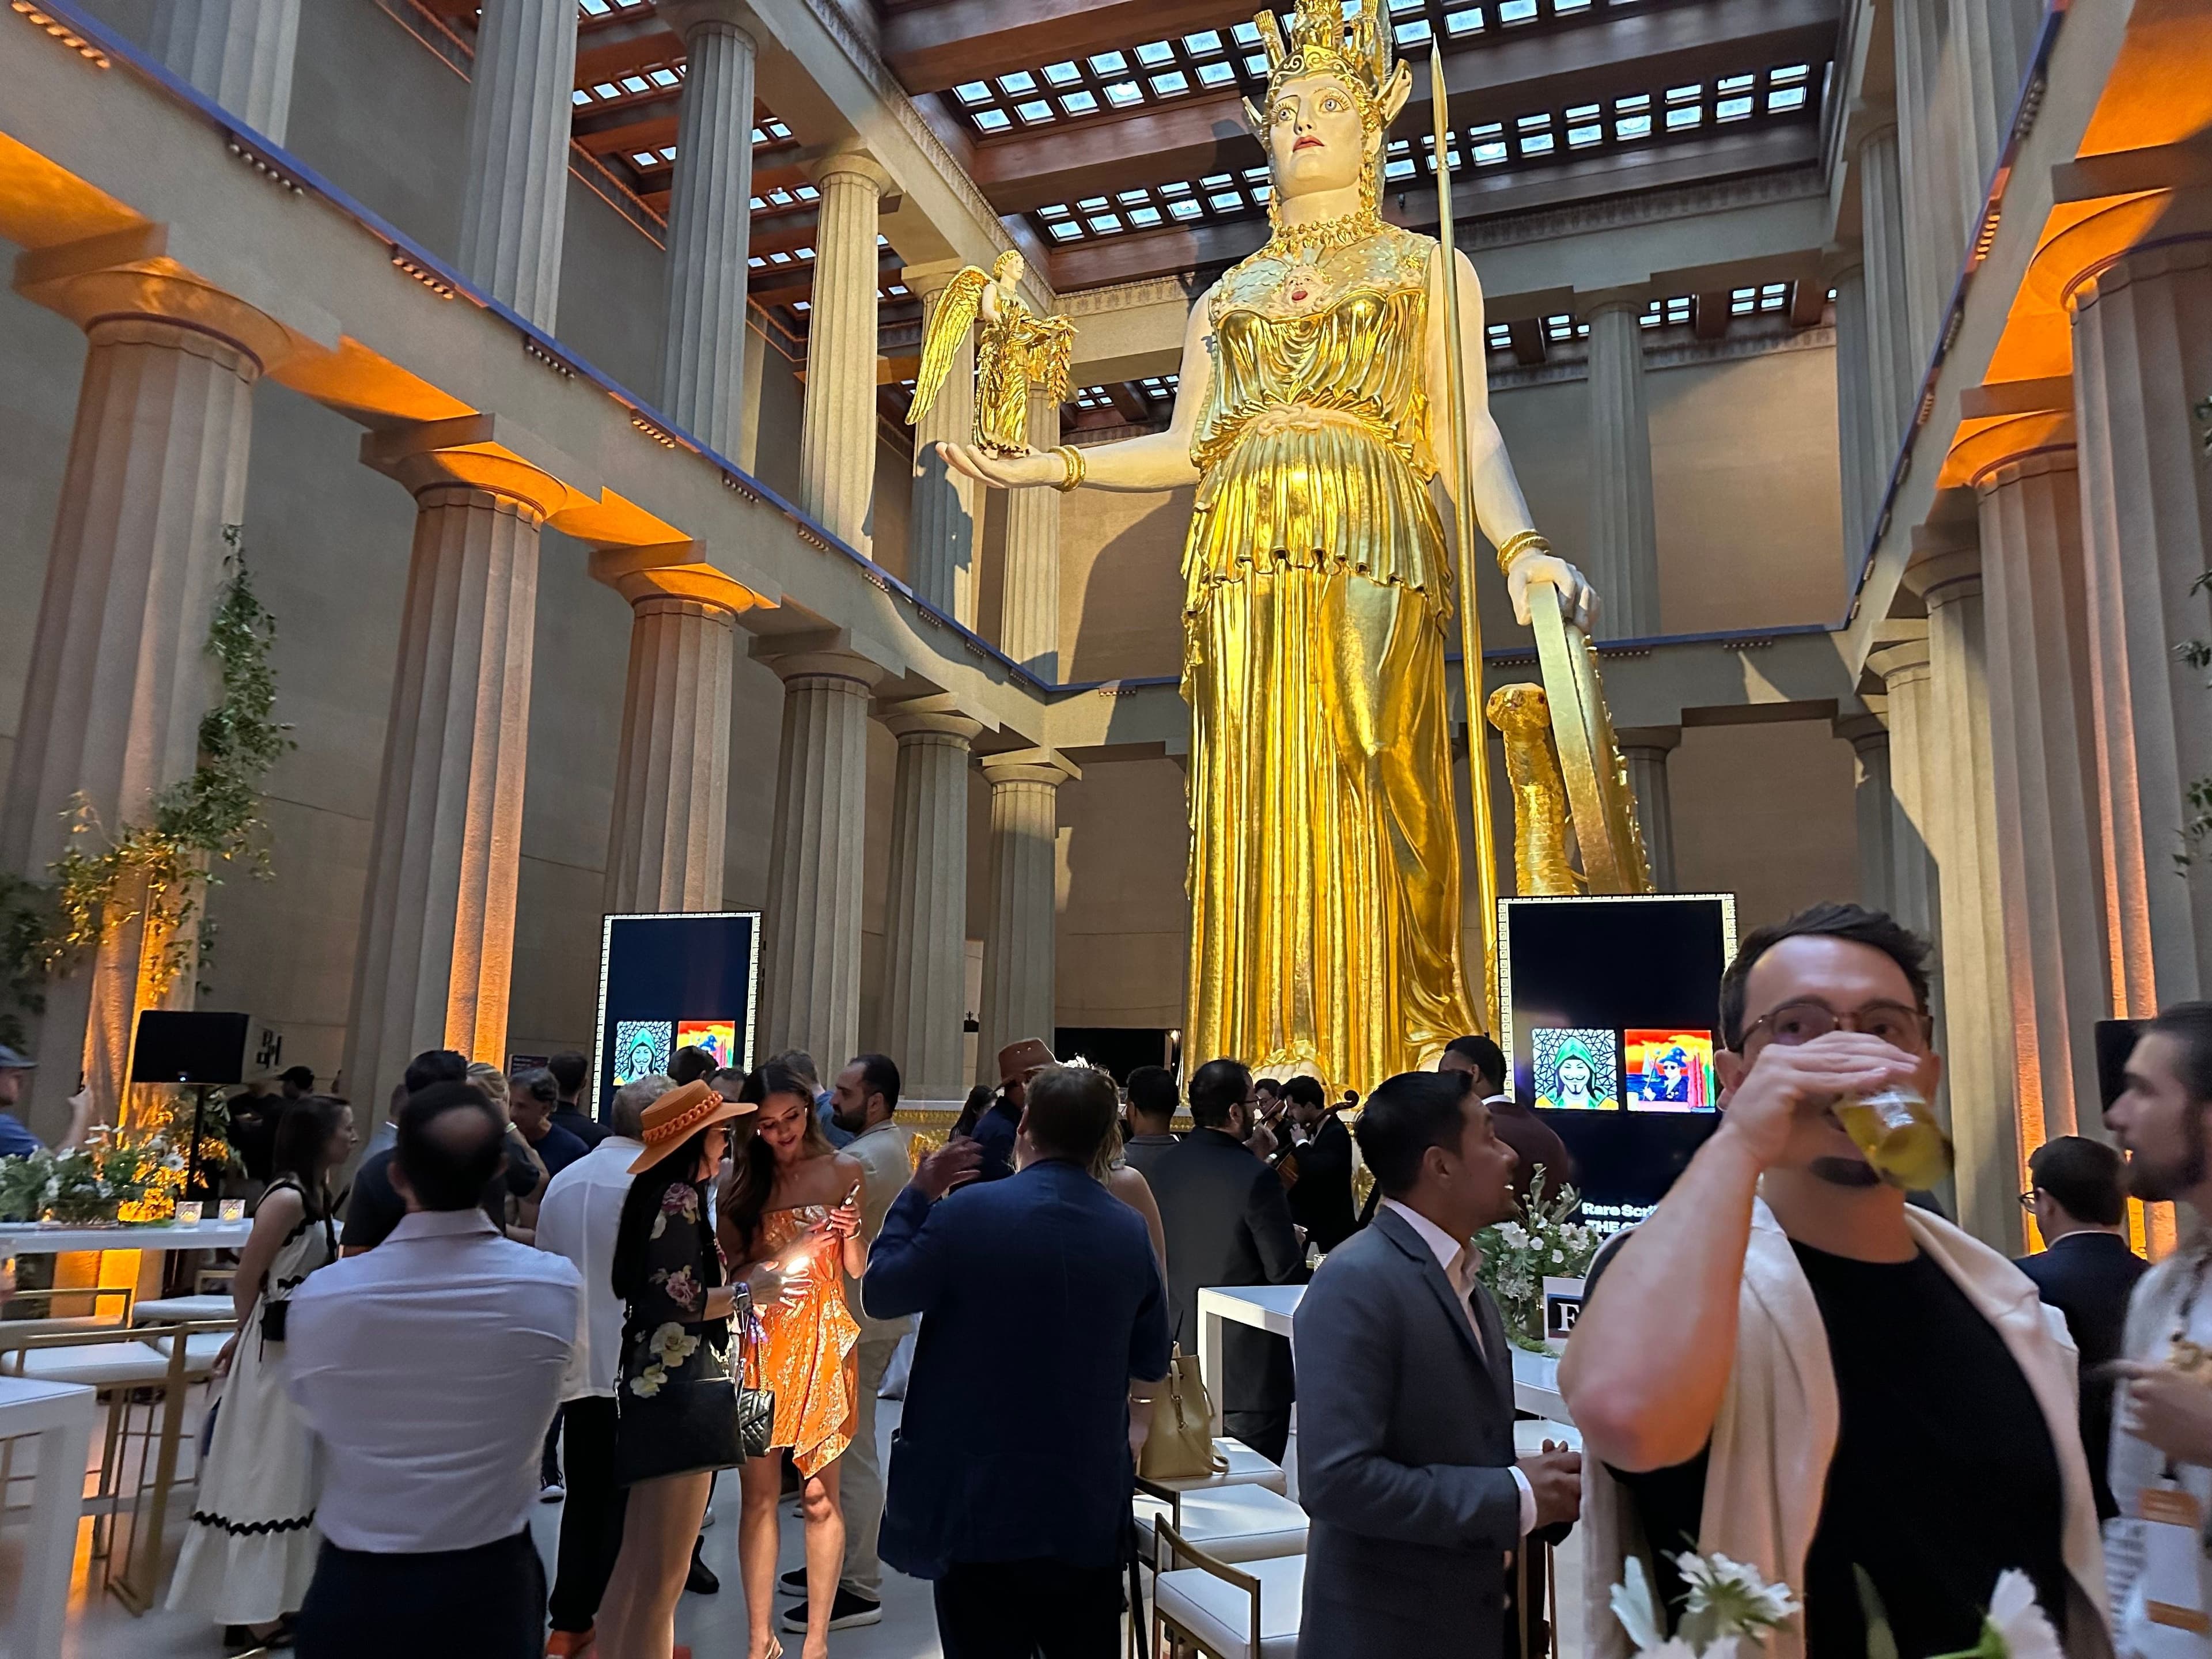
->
xmin=130 ymin=1293 xmax=233 ymax=1325
xmin=1152 ymin=1521 xmax=1305 ymax=1658
xmin=1147 ymin=1437 xmax=1288 ymax=1495
xmin=1133 ymin=1476 xmax=1307 ymax=1567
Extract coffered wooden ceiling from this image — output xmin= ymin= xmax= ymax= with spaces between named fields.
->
xmin=417 ymin=0 xmax=1839 ymax=421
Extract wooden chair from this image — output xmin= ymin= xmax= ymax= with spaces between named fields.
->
xmin=1150 ymin=1519 xmax=1304 ymax=1659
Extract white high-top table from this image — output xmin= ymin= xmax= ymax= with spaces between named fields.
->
xmin=0 ymin=1373 xmax=97 ymax=1658
xmin=0 ymin=1219 xmax=253 ymax=1254
xmin=1194 ymin=1282 xmax=1575 ymax=1430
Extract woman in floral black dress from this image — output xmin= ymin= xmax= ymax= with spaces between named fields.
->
xmin=595 ymin=1080 xmax=755 ymax=1659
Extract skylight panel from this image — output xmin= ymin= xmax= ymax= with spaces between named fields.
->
xmin=1152 ymin=71 xmax=1190 ymax=95
xmin=1666 ymin=104 xmax=1703 ymax=128
xmin=1555 ymin=0 xmax=1591 ymax=13
xmin=1544 ymin=314 xmax=1574 ymax=342
xmin=1130 ymin=205 xmax=1164 ymax=228
xmin=620 ymin=75 xmax=649 ymax=94
xmin=1498 ymin=0 xmax=1537 ymax=22
xmin=974 ymin=108 xmax=1012 ymax=132
xmin=1169 ymin=198 xmax=1204 ymax=219
xmin=1040 ymin=203 xmax=1071 ymax=217
xmin=1105 ymin=81 xmax=1144 ymax=107
xmin=571 ymin=89 xmax=590 ymax=106
xmin=1016 ymin=99 xmax=1055 ymax=123
xmin=1768 ymin=85 xmax=1806 ymax=111
xmin=649 ymin=67 xmax=679 ymax=87
xmin=1090 ymin=51 xmax=1129 ymax=73
xmin=794 ymin=184 xmax=818 ymax=200
xmin=1396 ymin=17 xmax=1433 ymax=43
xmin=1198 ymin=60 xmax=1238 ymax=85
xmin=1062 ymin=90 xmax=1099 ymax=115
xmin=1185 ymin=30 xmax=1224 ymax=52
xmin=1043 ymin=61 xmax=1082 ymax=86
xmin=1078 ymin=196 xmax=1110 ymax=212
xmin=1487 ymin=322 xmax=1512 ymax=349
xmin=1050 ymin=221 xmax=1084 ymax=240
xmin=1730 ymin=286 xmax=1756 ymax=314
xmin=999 ymin=70 xmax=1038 ymax=94
xmin=1233 ymin=22 xmax=1262 ymax=43
xmin=1135 ymin=40 xmax=1176 ymax=66
xmin=956 ymin=81 xmax=992 ymax=105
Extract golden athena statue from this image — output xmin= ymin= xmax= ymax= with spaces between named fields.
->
xmin=940 ymin=0 xmax=1596 ymax=1089
xmin=1487 ymin=684 xmax=1583 ymax=898
xmin=908 ymin=250 xmax=1077 ymax=454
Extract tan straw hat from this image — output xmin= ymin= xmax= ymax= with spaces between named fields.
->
xmin=627 ymin=1079 xmax=753 ymax=1174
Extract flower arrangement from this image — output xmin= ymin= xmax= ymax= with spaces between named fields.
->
xmin=0 ymin=1128 xmax=182 ymax=1224
xmin=1611 ymin=1551 xmax=1799 ymax=1659
xmin=1474 ymin=1166 xmax=1600 ymax=1350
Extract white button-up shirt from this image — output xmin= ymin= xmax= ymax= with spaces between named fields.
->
xmin=535 ymin=1134 xmax=644 ymax=1399
xmin=283 ymin=1208 xmax=581 ymax=1554
xmin=1379 ymin=1198 xmax=1536 ymax=1536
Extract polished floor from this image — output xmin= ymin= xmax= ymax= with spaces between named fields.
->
xmin=6 ymin=1395 xmax=1586 ymax=1659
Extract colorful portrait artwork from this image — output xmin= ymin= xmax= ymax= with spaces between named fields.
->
xmin=1623 ymin=1029 xmax=1718 ymax=1112
xmin=1532 ymin=1027 xmax=1619 ymax=1111
xmin=675 ymin=1020 xmax=738 ymax=1071
xmin=613 ymin=1021 xmax=672 ymax=1086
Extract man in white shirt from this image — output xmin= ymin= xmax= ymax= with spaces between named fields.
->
xmin=536 ymin=1072 xmax=672 ymax=1656
xmin=1293 ymin=1068 xmax=1581 ymax=1659
xmin=779 ymin=1052 xmax=912 ymax=1632
xmin=285 ymin=1081 xmax=581 ymax=1659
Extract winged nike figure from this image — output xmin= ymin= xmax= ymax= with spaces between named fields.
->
xmin=905 ymin=251 xmax=1076 ymax=455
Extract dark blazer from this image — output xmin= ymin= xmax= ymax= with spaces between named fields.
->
xmin=1143 ymin=1127 xmax=1304 ymax=1412
xmin=1285 ymin=1115 xmax=1357 ymax=1252
xmin=862 ymin=1159 xmax=1170 ymax=1579
xmin=2016 ymin=1229 xmax=2149 ymax=1520
xmin=1296 ymin=1205 xmax=1524 ymax=1659
xmin=968 ymin=1100 xmax=1020 ymax=1181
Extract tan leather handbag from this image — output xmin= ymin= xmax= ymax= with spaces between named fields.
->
xmin=1137 ymin=1346 xmax=1228 ymax=1482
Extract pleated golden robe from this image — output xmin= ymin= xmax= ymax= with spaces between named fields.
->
xmin=1182 ymin=222 xmax=1479 ymax=1091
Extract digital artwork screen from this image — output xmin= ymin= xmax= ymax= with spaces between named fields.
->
xmin=1530 ymin=1027 xmax=1620 ymax=1110
xmin=594 ymin=912 xmax=762 ymax=1118
xmin=1499 ymin=894 xmax=1737 ymax=1230
xmin=1623 ymin=1029 xmax=1718 ymax=1111
xmin=612 ymin=1021 xmax=672 ymax=1085
xmin=675 ymin=1019 xmax=738 ymax=1071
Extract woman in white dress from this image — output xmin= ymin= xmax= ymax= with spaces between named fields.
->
xmin=168 ymin=1094 xmax=356 ymax=1649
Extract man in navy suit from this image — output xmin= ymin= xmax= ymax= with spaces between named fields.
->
xmin=2015 ymin=1132 xmax=2148 ymax=1519
xmin=865 ymin=1063 xmax=1170 ymax=1658
xmin=1296 ymin=1069 xmax=1582 ymax=1659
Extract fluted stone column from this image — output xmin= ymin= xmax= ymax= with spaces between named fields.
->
xmin=657 ymin=2 xmax=756 ymax=457
xmin=1584 ymin=301 xmax=1660 ymax=639
xmin=1616 ymin=728 xmax=1680 ymax=891
xmin=905 ymin=259 xmax=981 ymax=626
xmin=1831 ymin=260 xmax=1877 ymax=569
xmin=1976 ymin=445 xmax=2108 ymax=1147
xmin=153 ymin=0 xmax=300 ymax=142
xmin=976 ymin=748 xmax=1080 ymax=1082
xmin=1947 ymin=0 xmax=2039 ymax=221
xmin=1858 ymin=124 xmax=1919 ymax=471
xmin=1905 ymin=539 xmax=2018 ymax=1251
xmin=1893 ymin=0 xmax=1969 ymax=354
xmin=759 ymin=648 xmax=882 ymax=1069
xmin=456 ymin=0 xmax=577 ymax=331
xmin=1834 ymin=712 xmax=1896 ymax=913
xmin=798 ymin=146 xmax=891 ymax=551
xmin=1001 ymin=388 xmax=1062 ymax=676
xmin=0 ymin=266 xmax=287 ymax=1135
xmin=595 ymin=554 xmax=763 ymax=914
xmin=2072 ymin=233 xmax=2212 ymax=1013
xmin=343 ymin=432 xmax=560 ymax=1116
xmin=878 ymin=698 xmax=983 ymax=1100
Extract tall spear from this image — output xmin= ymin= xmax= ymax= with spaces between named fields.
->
xmin=1429 ymin=41 xmax=1502 ymax=1036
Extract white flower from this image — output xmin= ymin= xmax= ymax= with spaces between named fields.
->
xmin=1674 ymin=1551 xmax=1800 ymax=1638
xmin=1551 ymin=1249 xmax=1566 ymax=1264
xmin=1985 ymin=1569 xmax=2062 ymax=1659
xmin=1612 ymin=1556 xmax=1669 ymax=1653
xmin=649 ymin=1322 xmax=699 ymax=1368
xmin=1498 ymin=1221 xmax=1532 ymax=1251
xmin=629 ymin=1364 xmax=665 ymax=1397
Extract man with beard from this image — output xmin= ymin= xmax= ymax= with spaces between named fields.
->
xmin=1561 ymin=904 xmax=2109 ymax=1659
xmin=2104 ymin=1005 xmax=2212 ymax=1658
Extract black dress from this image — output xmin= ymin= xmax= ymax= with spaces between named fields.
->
xmin=613 ymin=1173 xmax=745 ymax=1482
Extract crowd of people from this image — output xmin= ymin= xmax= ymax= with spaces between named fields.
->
xmin=10 ymin=900 xmax=2212 ymax=1659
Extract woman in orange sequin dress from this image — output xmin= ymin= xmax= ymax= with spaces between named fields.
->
xmin=722 ymin=1062 xmax=864 ymax=1659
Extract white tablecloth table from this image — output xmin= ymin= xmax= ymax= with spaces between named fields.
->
xmin=1194 ymin=1282 xmax=1577 ymax=1431
xmin=0 ymin=1220 xmax=253 ymax=1255
xmin=0 ymin=1373 xmax=97 ymax=1658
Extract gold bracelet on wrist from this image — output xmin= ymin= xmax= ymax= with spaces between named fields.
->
xmin=1495 ymin=529 xmax=1551 ymax=575
xmin=1053 ymin=444 xmax=1085 ymax=493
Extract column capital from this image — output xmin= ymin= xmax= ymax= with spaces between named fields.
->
xmin=809 ymin=142 xmax=895 ymax=195
xmin=1581 ymin=295 xmax=1647 ymax=321
xmin=589 ymin=544 xmax=767 ymax=614
xmin=657 ymin=0 xmax=757 ymax=43
xmin=980 ymin=745 xmax=1082 ymax=789
xmin=1948 ymin=410 xmax=2076 ymax=492
xmin=360 ymin=415 xmax=581 ymax=519
xmin=1832 ymin=711 xmax=1890 ymax=752
xmin=877 ymin=692 xmax=984 ymax=745
xmin=753 ymin=641 xmax=885 ymax=690
xmin=1903 ymin=525 xmax=1983 ymax=610
xmin=14 ymin=227 xmax=297 ymax=369
xmin=902 ymin=257 xmax=978 ymax=298
xmin=1865 ymin=622 xmax=1932 ymax=685
xmin=1613 ymin=725 xmax=1681 ymax=756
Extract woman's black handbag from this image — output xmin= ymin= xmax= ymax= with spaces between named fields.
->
xmin=736 ymin=1287 xmax=775 ymax=1460
xmin=614 ymin=1370 xmax=745 ymax=1486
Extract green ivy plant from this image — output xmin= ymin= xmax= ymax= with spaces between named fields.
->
xmin=2179 ymin=395 xmax=2212 ymax=872
xmin=1 ymin=526 xmax=292 ymax=1031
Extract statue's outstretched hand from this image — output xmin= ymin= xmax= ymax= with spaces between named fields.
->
xmin=937 ymin=442 xmax=1065 ymax=491
xmin=1506 ymin=551 xmax=1599 ymax=634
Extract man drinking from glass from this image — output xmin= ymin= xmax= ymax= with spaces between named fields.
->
xmin=1559 ymin=903 xmax=2109 ymax=1659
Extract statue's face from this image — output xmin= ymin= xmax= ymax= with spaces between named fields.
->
xmin=1559 ymin=1056 xmax=1592 ymax=1092
xmin=1267 ymin=72 xmax=1370 ymax=200
xmin=993 ymin=251 xmax=1025 ymax=285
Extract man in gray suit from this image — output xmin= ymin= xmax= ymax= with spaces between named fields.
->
xmin=1294 ymin=1069 xmax=1581 ymax=1658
